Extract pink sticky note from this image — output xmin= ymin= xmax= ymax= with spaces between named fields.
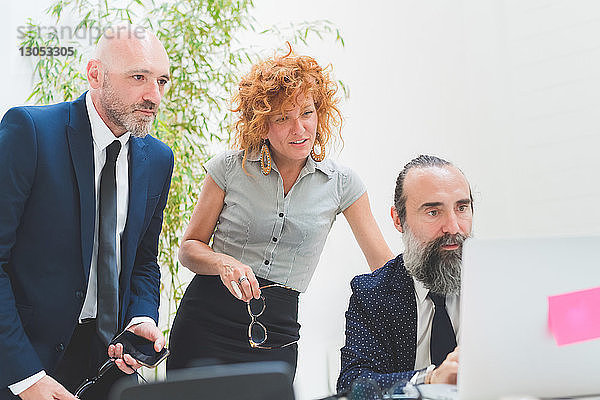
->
xmin=548 ymin=286 xmax=600 ymax=346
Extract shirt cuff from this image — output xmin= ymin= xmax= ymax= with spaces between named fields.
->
xmin=9 ymin=370 xmax=46 ymax=395
xmin=125 ymin=316 xmax=156 ymax=330
xmin=410 ymin=364 xmax=435 ymax=385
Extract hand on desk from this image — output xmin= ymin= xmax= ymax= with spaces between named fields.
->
xmin=18 ymin=375 xmax=77 ymax=400
xmin=429 ymin=346 xmax=459 ymax=384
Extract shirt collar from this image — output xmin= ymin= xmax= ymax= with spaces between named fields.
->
xmin=412 ymin=275 xmax=460 ymax=304
xmin=85 ymin=92 xmax=131 ymax=151
xmin=245 ymin=148 xmax=335 ymax=178
xmin=413 ymin=276 xmax=430 ymax=305
xmin=303 ymin=156 xmax=335 ymax=178
xmin=245 ymin=149 xmax=261 ymax=162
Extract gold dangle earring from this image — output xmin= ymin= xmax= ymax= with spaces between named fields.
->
xmin=310 ymin=134 xmax=325 ymax=162
xmin=260 ymin=139 xmax=272 ymax=175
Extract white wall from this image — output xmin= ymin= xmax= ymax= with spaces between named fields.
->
xmin=2 ymin=2 xmax=41 ymax=112
xmin=4 ymin=1 xmax=600 ymax=399
xmin=248 ymin=1 xmax=600 ymax=398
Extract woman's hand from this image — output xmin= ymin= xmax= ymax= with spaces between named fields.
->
xmin=218 ymin=259 xmax=261 ymax=302
xmin=178 ymin=174 xmax=261 ymax=302
xmin=178 ymin=174 xmax=259 ymax=302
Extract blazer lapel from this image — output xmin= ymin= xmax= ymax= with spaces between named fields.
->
xmin=390 ymin=254 xmax=418 ymax=368
xmin=66 ymin=93 xmax=95 ymax=280
xmin=120 ymin=137 xmax=149 ymax=291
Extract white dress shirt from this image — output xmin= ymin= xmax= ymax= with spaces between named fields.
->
xmin=413 ymin=277 xmax=461 ymax=370
xmin=9 ymin=93 xmax=151 ymax=395
xmin=79 ymin=91 xmax=130 ymax=321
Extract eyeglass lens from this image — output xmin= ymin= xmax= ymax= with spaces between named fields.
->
xmin=74 ymin=359 xmax=115 ymax=398
xmin=75 ymin=380 xmax=94 ymax=398
xmin=248 ymin=296 xmax=265 ymax=316
xmin=250 ymin=321 xmax=267 ymax=344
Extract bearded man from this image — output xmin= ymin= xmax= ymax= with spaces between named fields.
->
xmin=337 ymin=155 xmax=473 ymax=393
xmin=0 ymin=25 xmax=173 ymax=400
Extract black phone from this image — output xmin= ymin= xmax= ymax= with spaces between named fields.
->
xmin=110 ymin=330 xmax=169 ymax=368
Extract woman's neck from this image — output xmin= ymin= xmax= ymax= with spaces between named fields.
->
xmin=271 ymin=155 xmax=308 ymax=195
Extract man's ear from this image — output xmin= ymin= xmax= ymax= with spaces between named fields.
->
xmin=87 ymin=59 xmax=103 ymax=89
xmin=391 ymin=206 xmax=403 ymax=233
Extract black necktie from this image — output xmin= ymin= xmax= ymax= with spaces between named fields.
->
xmin=97 ymin=140 xmax=121 ymax=345
xmin=429 ymin=292 xmax=457 ymax=366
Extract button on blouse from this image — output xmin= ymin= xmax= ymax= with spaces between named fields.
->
xmin=204 ymin=150 xmax=366 ymax=292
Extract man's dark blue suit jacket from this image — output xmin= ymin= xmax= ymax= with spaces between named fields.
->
xmin=0 ymin=93 xmax=173 ymax=396
xmin=337 ymin=254 xmax=420 ymax=393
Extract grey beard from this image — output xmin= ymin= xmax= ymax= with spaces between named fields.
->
xmin=402 ymin=227 xmax=467 ymax=295
xmin=100 ymin=79 xmax=157 ymax=138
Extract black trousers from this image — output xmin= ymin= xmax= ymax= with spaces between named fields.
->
xmin=52 ymin=321 xmax=134 ymax=400
xmin=168 ymin=275 xmax=300 ymax=376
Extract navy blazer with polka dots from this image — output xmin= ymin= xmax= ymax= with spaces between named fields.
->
xmin=337 ymin=254 xmax=419 ymax=393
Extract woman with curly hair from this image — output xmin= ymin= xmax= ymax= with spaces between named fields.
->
xmin=167 ymin=47 xmax=393 ymax=375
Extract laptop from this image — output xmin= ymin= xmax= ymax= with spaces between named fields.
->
xmin=109 ymin=361 xmax=295 ymax=400
xmin=458 ymin=236 xmax=600 ymax=400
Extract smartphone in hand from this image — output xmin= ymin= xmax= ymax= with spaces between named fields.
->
xmin=110 ymin=330 xmax=169 ymax=368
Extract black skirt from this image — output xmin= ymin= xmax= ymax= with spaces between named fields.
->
xmin=167 ymin=275 xmax=300 ymax=376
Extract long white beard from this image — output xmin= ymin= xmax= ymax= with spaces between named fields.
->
xmin=402 ymin=226 xmax=466 ymax=295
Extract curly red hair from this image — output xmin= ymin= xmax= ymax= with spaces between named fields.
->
xmin=232 ymin=45 xmax=342 ymax=170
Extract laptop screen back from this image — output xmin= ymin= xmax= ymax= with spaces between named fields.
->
xmin=458 ymin=236 xmax=600 ymax=400
xmin=110 ymin=361 xmax=295 ymax=400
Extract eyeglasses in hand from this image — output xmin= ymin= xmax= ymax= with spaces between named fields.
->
xmin=74 ymin=358 xmax=148 ymax=398
xmin=247 ymin=283 xmax=299 ymax=350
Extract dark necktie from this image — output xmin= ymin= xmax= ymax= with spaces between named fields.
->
xmin=96 ymin=140 xmax=121 ymax=345
xmin=429 ymin=292 xmax=457 ymax=366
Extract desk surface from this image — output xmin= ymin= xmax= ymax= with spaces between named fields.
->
xmin=398 ymin=384 xmax=600 ymax=400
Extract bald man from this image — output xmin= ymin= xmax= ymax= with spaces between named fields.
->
xmin=0 ymin=26 xmax=174 ymax=399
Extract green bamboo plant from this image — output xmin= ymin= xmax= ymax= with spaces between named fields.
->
xmin=19 ymin=0 xmax=344 ymax=352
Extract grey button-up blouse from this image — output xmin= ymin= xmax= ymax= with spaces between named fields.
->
xmin=204 ymin=150 xmax=366 ymax=292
